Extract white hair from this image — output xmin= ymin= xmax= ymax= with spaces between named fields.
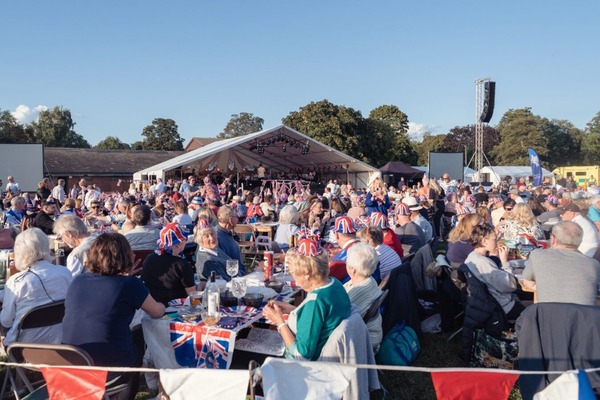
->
xmin=279 ymin=205 xmax=299 ymax=225
xmin=53 ymin=214 xmax=89 ymax=238
xmin=14 ymin=228 xmax=51 ymax=271
xmin=346 ymin=242 xmax=379 ymax=277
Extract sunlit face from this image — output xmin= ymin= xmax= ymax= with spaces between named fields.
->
xmin=201 ymin=229 xmax=218 ymax=250
xmin=311 ymin=202 xmax=323 ymax=214
xmin=482 ymin=232 xmax=498 ymax=253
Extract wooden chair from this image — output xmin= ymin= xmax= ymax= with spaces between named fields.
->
xmin=6 ymin=343 xmax=131 ymax=400
xmin=0 ymin=301 xmax=66 ymax=400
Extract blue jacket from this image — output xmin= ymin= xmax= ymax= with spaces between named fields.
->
xmin=365 ymin=193 xmax=391 ymax=216
xmin=217 ymin=225 xmax=245 ymax=274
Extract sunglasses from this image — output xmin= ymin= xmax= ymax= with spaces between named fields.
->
xmin=504 ymin=207 xmax=513 ymax=211
xmin=91 ymin=206 xmax=100 ymax=209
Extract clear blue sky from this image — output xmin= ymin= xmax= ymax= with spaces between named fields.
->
xmin=1 ymin=1 xmax=599 ymax=146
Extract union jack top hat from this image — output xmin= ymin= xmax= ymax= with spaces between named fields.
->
xmin=158 ymin=222 xmax=190 ymax=249
xmin=334 ymin=216 xmax=356 ymax=234
xmin=396 ymin=203 xmax=411 ymax=217
xmin=370 ymin=212 xmax=389 ymax=230
xmin=297 ymin=238 xmax=322 ymax=257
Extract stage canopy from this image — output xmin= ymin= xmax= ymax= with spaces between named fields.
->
xmin=380 ymin=161 xmax=425 ymax=179
xmin=133 ymin=125 xmax=380 ymax=188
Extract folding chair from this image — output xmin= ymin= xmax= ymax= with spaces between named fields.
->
xmin=0 ymin=300 xmax=65 ymax=400
xmin=6 ymin=343 xmax=130 ymax=400
xmin=363 ymin=290 xmax=389 ymax=324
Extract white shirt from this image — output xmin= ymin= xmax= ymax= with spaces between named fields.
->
xmin=66 ymin=236 xmax=97 ymax=276
xmin=51 ymin=185 xmax=66 ymax=203
xmin=6 ymin=182 xmax=19 ymax=196
xmin=0 ymin=260 xmax=73 ymax=346
xmin=573 ymin=215 xmax=600 ymax=257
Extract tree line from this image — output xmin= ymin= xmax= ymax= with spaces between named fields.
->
xmin=1 ymin=103 xmax=599 ymax=169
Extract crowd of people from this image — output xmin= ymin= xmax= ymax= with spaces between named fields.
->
xmin=1 ymin=169 xmax=600 ymax=396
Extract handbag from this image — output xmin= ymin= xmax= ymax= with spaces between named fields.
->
xmin=471 ymin=329 xmax=518 ymax=370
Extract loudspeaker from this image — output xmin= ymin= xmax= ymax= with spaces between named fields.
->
xmin=479 ymin=81 xmax=496 ymax=123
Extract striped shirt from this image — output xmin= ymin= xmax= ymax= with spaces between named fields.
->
xmin=375 ymin=244 xmax=402 ymax=280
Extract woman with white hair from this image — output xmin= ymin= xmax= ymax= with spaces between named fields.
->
xmin=0 ymin=228 xmax=73 ymax=346
xmin=344 ymin=242 xmax=383 ymax=351
xmin=273 ymin=205 xmax=300 ymax=252
xmin=194 ymin=218 xmax=236 ymax=281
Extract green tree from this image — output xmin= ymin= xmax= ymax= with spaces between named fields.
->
xmin=366 ymin=105 xmax=417 ymax=166
xmin=540 ymin=119 xmax=580 ymax=169
xmin=368 ymin=105 xmax=409 ymax=135
xmin=581 ymin=111 xmax=600 ymax=165
xmin=491 ymin=108 xmax=548 ymax=166
xmin=131 ymin=141 xmax=144 ymax=150
xmin=95 ymin=136 xmax=131 ymax=150
xmin=218 ymin=112 xmax=264 ymax=138
xmin=282 ymin=100 xmax=365 ymax=161
xmin=140 ymin=118 xmax=184 ymax=150
xmin=0 ymin=110 xmax=34 ymax=143
xmin=28 ymin=107 xmax=90 ymax=148
xmin=413 ymin=134 xmax=448 ymax=166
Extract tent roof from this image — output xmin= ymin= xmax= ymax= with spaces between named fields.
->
xmin=380 ymin=161 xmax=424 ymax=177
xmin=479 ymin=166 xmax=553 ymax=176
xmin=134 ymin=125 xmax=378 ymax=178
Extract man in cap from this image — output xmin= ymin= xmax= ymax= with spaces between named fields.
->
xmin=522 ymin=221 xmax=600 ymax=305
xmin=559 ymin=203 xmax=600 ymax=257
xmin=403 ymin=197 xmax=433 ymax=243
xmin=509 ymin=189 xmax=525 ymax=204
xmin=33 ymin=198 xmax=57 ymax=234
xmin=394 ymin=203 xmax=426 ymax=256
xmin=330 ymin=216 xmax=361 ymax=283
xmin=537 ymin=194 xmax=561 ymax=228
xmin=141 ymin=222 xmax=196 ymax=306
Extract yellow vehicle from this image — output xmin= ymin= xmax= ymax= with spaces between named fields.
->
xmin=553 ymin=166 xmax=600 ymax=187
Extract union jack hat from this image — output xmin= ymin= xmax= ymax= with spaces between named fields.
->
xmin=488 ymin=196 xmax=503 ymax=205
xmin=196 ymin=218 xmax=212 ymax=230
xmin=157 ymin=222 xmax=190 ymax=249
xmin=296 ymin=238 xmax=322 ymax=257
xmin=546 ymin=195 xmax=559 ymax=206
xmin=334 ymin=216 xmax=356 ymax=234
xmin=396 ymin=203 xmax=411 ymax=217
xmin=465 ymin=194 xmax=476 ymax=204
xmin=455 ymin=204 xmax=470 ymax=216
xmin=370 ymin=212 xmax=389 ymax=230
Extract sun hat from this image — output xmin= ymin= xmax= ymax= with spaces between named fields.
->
xmin=191 ymin=196 xmax=203 ymax=205
xmin=402 ymin=196 xmax=422 ymax=211
xmin=370 ymin=212 xmax=389 ymax=230
xmin=157 ymin=222 xmax=190 ymax=249
xmin=334 ymin=216 xmax=356 ymax=234
xmin=558 ymin=203 xmax=581 ymax=214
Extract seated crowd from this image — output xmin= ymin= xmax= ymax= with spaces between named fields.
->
xmin=1 ymin=171 xmax=600 ymax=396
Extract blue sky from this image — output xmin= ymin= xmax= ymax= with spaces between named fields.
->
xmin=1 ymin=1 xmax=599 ymax=146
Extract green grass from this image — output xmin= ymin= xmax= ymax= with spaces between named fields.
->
xmin=373 ymin=332 xmax=522 ymax=400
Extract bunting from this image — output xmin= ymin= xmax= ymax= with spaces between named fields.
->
xmin=431 ymin=371 xmax=518 ymax=400
xmin=41 ymin=367 xmax=107 ymax=400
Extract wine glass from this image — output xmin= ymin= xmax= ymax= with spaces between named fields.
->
xmin=226 ymin=259 xmax=239 ymax=280
xmin=231 ymin=277 xmax=247 ymax=316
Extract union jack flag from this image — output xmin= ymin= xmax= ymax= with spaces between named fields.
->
xmin=169 ymin=322 xmax=235 ymax=369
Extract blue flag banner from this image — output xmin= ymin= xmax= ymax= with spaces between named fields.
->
xmin=528 ymin=148 xmax=543 ymax=187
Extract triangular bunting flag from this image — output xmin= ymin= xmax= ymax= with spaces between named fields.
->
xmin=533 ymin=370 xmax=595 ymax=400
xmin=431 ymin=371 xmax=518 ymax=400
xmin=41 ymin=367 xmax=107 ymax=400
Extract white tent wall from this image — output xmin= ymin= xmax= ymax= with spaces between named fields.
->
xmin=477 ymin=166 xmax=555 ymax=186
xmin=133 ymin=125 xmax=380 ymax=188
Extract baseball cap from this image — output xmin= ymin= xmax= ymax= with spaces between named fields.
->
xmin=158 ymin=222 xmax=190 ymax=249
xmin=191 ymin=196 xmax=203 ymax=205
xmin=370 ymin=212 xmax=389 ymax=230
xmin=334 ymin=216 xmax=356 ymax=234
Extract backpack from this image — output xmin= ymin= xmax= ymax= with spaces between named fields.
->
xmin=376 ymin=321 xmax=420 ymax=366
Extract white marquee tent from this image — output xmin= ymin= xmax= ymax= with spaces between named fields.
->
xmin=133 ymin=125 xmax=380 ymax=188
xmin=477 ymin=166 xmax=555 ymax=186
